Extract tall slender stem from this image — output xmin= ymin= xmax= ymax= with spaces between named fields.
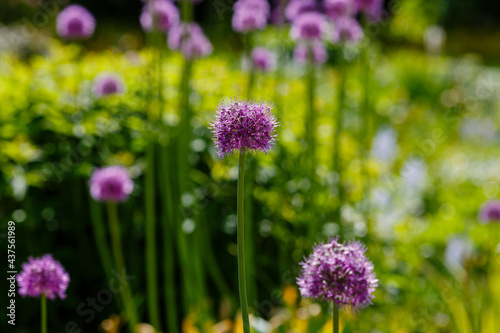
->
xmin=107 ymin=202 xmax=139 ymax=332
xmin=306 ymin=46 xmax=317 ymax=242
xmin=237 ymin=150 xmax=251 ymax=333
xmin=333 ymin=48 xmax=346 ymax=226
xmin=333 ymin=305 xmax=339 ymax=333
xmin=41 ymin=294 xmax=47 ymax=333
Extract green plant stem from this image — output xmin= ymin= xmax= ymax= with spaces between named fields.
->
xmin=306 ymin=47 xmax=317 ymax=242
xmin=237 ymin=150 xmax=251 ymax=333
xmin=144 ymin=146 xmax=161 ymax=330
xmin=41 ymin=294 xmax=46 ymax=333
xmin=333 ymin=306 xmax=339 ymax=333
xmin=107 ymin=202 xmax=139 ymax=332
xmin=333 ymin=49 xmax=346 ymax=226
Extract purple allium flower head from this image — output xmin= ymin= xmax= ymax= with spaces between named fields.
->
xmin=140 ymin=0 xmax=180 ymax=32
xmin=293 ymin=41 xmax=328 ymax=65
xmin=56 ymin=5 xmax=96 ymax=40
xmin=168 ymin=23 xmax=213 ymax=60
xmin=324 ymin=0 xmax=354 ymax=20
xmin=332 ymin=17 xmax=363 ymax=43
xmin=479 ymin=200 xmax=500 ymax=223
xmin=92 ymin=73 xmax=126 ymax=98
xmin=232 ymin=0 xmax=270 ymax=32
xmin=210 ymin=98 xmax=279 ymax=158
xmin=355 ymin=0 xmax=384 ymax=21
xmin=17 ymin=254 xmax=70 ymax=300
xmin=290 ymin=12 xmax=328 ymax=41
xmin=285 ymin=0 xmax=318 ymax=22
xmin=251 ymin=47 xmax=276 ymax=72
xmin=89 ymin=166 xmax=134 ymax=202
xmin=297 ymin=237 xmax=378 ymax=310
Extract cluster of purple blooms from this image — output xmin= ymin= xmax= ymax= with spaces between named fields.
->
xmin=297 ymin=237 xmax=378 ymax=310
xmin=17 ymin=255 xmax=70 ymax=300
xmin=89 ymin=166 xmax=134 ymax=202
xmin=479 ymin=200 xmax=500 ymax=224
xmin=92 ymin=73 xmax=126 ymax=98
xmin=56 ymin=5 xmax=95 ymax=40
xmin=140 ymin=0 xmax=212 ymax=59
xmin=210 ymin=99 xmax=279 ymax=158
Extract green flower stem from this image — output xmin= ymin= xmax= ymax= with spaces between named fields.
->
xmin=333 ymin=48 xmax=346 ymax=226
xmin=333 ymin=306 xmax=339 ymax=333
xmin=160 ymin=146 xmax=179 ymax=333
xmin=41 ymin=294 xmax=46 ymax=333
xmin=237 ymin=149 xmax=251 ymax=333
xmin=360 ymin=45 xmax=372 ymax=235
xmin=106 ymin=202 xmax=139 ymax=332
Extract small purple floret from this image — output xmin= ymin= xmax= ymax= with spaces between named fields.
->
xmin=290 ymin=12 xmax=328 ymax=41
xmin=232 ymin=0 xmax=270 ymax=32
xmin=168 ymin=23 xmax=213 ymax=60
xmin=56 ymin=5 xmax=96 ymax=40
xmin=297 ymin=237 xmax=378 ymax=310
xmin=251 ymin=47 xmax=276 ymax=72
xmin=293 ymin=41 xmax=328 ymax=65
xmin=332 ymin=17 xmax=364 ymax=43
xmin=17 ymin=254 xmax=70 ymax=300
xmin=92 ymin=73 xmax=126 ymax=98
xmin=324 ymin=0 xmax=354 ymax=20
xmin=140 ymin=0 xmax=180 ymax=32
xmin=89 ymin=166 xmax=134 ymax=202
xmin=285 ymin=0 xmax=318 ymax=22
xmin=479 ymin=200 xmax=500 ymax=223
xmin=210 ymin=99 xmax=279 ymax=158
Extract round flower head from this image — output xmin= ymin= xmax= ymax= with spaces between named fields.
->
xmin=285 ymin=0 xmax=318 ymax=22
xmin=355 ymin=0 xmax=384 ymax=21
xmin=479 ymin=200 xmax=500 ymax=223
xmin=332 ymin=17 xmax=363 ymax=43
xmin=297 ymin=237 xmax=378 ymax=310
xmin=89 ymin=166 xmax=134 ymax=202
xmin=232 ymin=0 xmax=270 ymax=32
xmin=56 ymin=5 xmax=96 ymax=40
xmin=293 ymin=41 xmax=328 ymax=65
xmin=17 ymin=254 xmax=70 ymax=300
xmin=251 ymin=47 xmax=276 ymax=72
xmin=92 ymin=73 xmax=126 ymax=98
xmin=324 ymin=0 xmax=354 ymax=20
xmin=168 ymin=23 xmax=213 ymax=60
xmin=290 ymin=12 xmax=328 ymax=41
xmin=210 ymin=98 xmax=279 ymax=158
xmin=140 ymin=0 xmax=180 ymax=32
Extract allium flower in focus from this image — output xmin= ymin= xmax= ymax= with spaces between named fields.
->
xmin=210 ymin=98 xmax=278 ymax=158
xmin=56 ymin=5 xmax=96 ymax=39
xmin=479 ymin=200 xmax=500 ymax=223
xmin=140 ymin=0 xmax=180 ymax=32
xmin=232 ymin=0 xmax=270 ymax=32
xmin=251 ymin=47 xmax=276 ymax=72
xmin=297 ymin=237 xmax=378 ymax=310
xmin=17 ymin=254 xmax=70 ymax=300
xmin=89 ymin=166 xmax=134 ymax=202
xmin=332 ymin=17 xmax=363 ymax=43
xmin=324 ymin=0 xmax=354 ymax=20
xmin=290 ymin=12 xmax=328 ymax=41
xmin=92 ymin=73 xmax=126 ymax=98
xmin=293 ymin=41 xmax=328 ymax=65
xmin=285 ymin=0 xmax=318 ymax=22
xmin=168 ymin=23 xmax=213 ymax=60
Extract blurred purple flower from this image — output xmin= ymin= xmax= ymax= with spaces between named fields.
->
xmin=332 ymin=17 xmax=363 ymax=43
xmin=56 ymin=5 xmax=95 ymax=40
xmin=251 ymin=47 xmax=276 ymax=72
xmin=17 ymin=254 xmax=70 ymax=300
xmin=355 ymin=0 xmax=384 ymax=21
xmin=232 ymin=0 xmax=270 ymax=32
xmin=297 ymin=237 xmax=378 ymax=310
xmin=210 ymin=98 xmax=278 ymax=158
xmin=290 ymin=12 xmax=328 ymax=41
xmin=324 ymin=0 xmax=354 ymax=20
xmin=168 ymin=23 xmax=213 ymax=60
xmin=92 ymin=73 xmax=126 ymax=98
xmin=284 ymin=0 xmax=318 ymax=22
xmin=479 ymin=200 xmax=500 ymax=223
xmin=140 ymin=0 xmax=180 ymax=32
xmin=293 ymin=41 xmax=328 ymax=65
xmin=89 ymin=166 xmax=134 ymax=202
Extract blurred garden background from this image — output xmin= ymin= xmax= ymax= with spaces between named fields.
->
xmin=1 ymin=0 xmax=500 ymax=332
